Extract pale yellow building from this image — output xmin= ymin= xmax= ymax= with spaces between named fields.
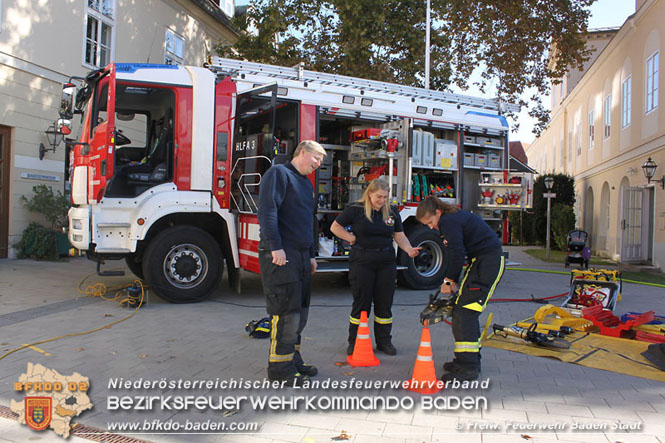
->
xmin=0 ymin=0 xmax=237 ymax=258
xmin=527 ymin=0 xmax=665 ymax=269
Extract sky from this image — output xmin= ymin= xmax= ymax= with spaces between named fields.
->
xmin=232 ymin=0 xmax=637 ymax=143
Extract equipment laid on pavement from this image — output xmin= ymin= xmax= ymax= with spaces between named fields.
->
xmin=563 ymin=279 xmax=620 ymax=311
xmin=581 ymin=305 xmax=654 ymax=338
xmin=570 ymin=267 xmax=623 ymax=303
xmin=419 ymin=291 xmax=455 ymax=325
xmin=642 ymin=343 xmax=665 ymax=371
xmin=492 ymin=323 xmax=571 ymax=349
xmin=485 ymin=327 xmax=665 ymax=381
xmin=533 ymin=304 xmax=595 ymax=331
xmin=404 ymin=326 xmax=442 ymax=394
xmin=245 ymin=317 xmax=271 ymax=338
xmin=347 ymin=311 xmax=380 ymax=367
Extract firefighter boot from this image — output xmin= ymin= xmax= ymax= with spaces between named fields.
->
xmin=443 ymin=354 xmax=481 ymax=372
xmin=376 ymin=342 xmax=397 ymax=355
xmin=441 ymin=366 xmax=480 ymax=382
xmin=297 ymin=365 xmax=318 ymax=377
xmin=441 ymin=353 xmax=480 ymax=382
xmin=294 ymin=350 xmax=318 ymax=377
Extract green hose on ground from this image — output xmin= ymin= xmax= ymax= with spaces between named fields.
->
xmin=506 ymin=267 xmax=665 ymax=288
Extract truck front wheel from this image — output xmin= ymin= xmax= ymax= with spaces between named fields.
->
xmin=397 ymin=226 xmax=447 ymax=289
xmin=143 ymin=226 xmax=222 ymax=303
xmin=125 ymin=253 xmax=144 ymax=280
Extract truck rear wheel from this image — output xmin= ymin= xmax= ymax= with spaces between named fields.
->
xmin=142 ymin=226 xmax=222 ymax=303
xmin=397 ymin=226 xmax=447 ymax=289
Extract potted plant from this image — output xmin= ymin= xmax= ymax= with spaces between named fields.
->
xmin=15 ymin=184 xmax=71 ymax=260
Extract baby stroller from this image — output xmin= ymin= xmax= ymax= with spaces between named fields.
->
xmin=564 ymin=230 xmax=590 ymax=269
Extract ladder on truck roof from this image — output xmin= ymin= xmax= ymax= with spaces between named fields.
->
xmin=205 ymin=56 xmax=520 ymax=115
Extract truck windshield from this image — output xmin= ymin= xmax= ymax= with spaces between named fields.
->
xmin=104 ymin=83 xmax=176 ymax=197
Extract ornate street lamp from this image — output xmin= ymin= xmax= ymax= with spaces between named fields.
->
xmin=544 ymin=176 xmax=555 ymax=260
xmin=642 ymin=157 xmax=664 ymax=189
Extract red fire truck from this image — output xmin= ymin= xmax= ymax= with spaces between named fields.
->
xmin=60 ymin=58 xmax=528 ymax=303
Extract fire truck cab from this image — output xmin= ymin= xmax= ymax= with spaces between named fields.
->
xmin=62 ymin=58 xmax=522 ymax=303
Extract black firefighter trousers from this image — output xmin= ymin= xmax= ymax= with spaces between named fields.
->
xmin=452 ymin=248 xmax=505 ymax=370
xmin=259 ymin=243 xmax=311 ymax=380
xmin=348 ymin=247 xmax=396 ymax=346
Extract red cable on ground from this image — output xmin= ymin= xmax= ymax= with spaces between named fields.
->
xmin=439 ymin=292 xmax=569 ymax=326
xmin=490 ymin=291 xmax=568 ymax=303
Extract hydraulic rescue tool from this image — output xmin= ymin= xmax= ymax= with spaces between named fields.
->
xmin=420 ymin=292 xmax=456 ymax=325
xmin=492 ymin=323 xmax=571 ymax=349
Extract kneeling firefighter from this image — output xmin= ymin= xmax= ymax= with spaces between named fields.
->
xmin=416 ymin=196 xmax=505 ymax=382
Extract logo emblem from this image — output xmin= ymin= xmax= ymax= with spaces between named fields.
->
xmin=25 ymin=397 xmax=52 ymax=431
xmin=386 ymin=217 xmax=394 ymax=227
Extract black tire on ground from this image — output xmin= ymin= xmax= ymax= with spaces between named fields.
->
xmin=142 ymin=226 xmax=223 ymax=303
xmin=397 ymin=226 xmax=447 ymax=289
xmin=125 ymin=253 xmax=144 ymax=280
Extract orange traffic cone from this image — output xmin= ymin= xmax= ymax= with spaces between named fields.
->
xmin=405 ymin=326 xmax=442 ymax=394
xmin=347 ymin=311 xmax=380 ymax=367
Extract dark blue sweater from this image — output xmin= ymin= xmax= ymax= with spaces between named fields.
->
xmin=438 ymin=211 xmax=501 ymax=281
xmin=258 ymin=162 xmax=315 ymax=257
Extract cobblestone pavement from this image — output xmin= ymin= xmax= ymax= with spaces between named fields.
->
xmin=0 ymin=246 xmax=663 ymax=442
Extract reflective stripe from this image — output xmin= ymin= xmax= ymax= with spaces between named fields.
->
xmin=462 ymin=302 xmax=484 ymax=312
xmin=360 ymin=322 xmax=369 ymax=327
xmin=357 ymin=334 xmax=370 ymax=339
xmin=482 ymin=255 xmax=505 ymax=309
xmin=420 ymin=341 xmax=431 ymax=347
xmin=374 ymin=315 xmax=393 ymax=324
xmin=269 ymin=316 xmax=279 ymax=358
xmin=457 ymin=258 xmax=476 ymax=300
xmin=454 ymin=341 xmax=480 ymax=353
xmin=269 ymin=315 xmax=294 ymax=362
xmin=349 ymin=316 xmax=360 ymax=325
xmin=269 ymin=352 xmax=294 ymax=362
xmin=294 ymin=344 xmax=301 ymax=351
xmin=416 ymin=355 xmax=433 ymax=361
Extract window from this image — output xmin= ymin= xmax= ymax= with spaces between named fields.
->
xmin=218 ymin=0 xmax=235 ymax=17
xmin=588 ymin=110 xmax=595 ymax=150
xmin=568 ymin=132 xmax=572 ymax=160
xmin=603 ymin=95 xmax=611 ymax=139
xmin=576 ymin=122 xmax=582 ymax=156
xmin=646 ymin=51 xmax=659 ymax=113
xmin=165 ymin=29 xmax=184 ymax=65
xmin=84 ymin=0 xmax=114 ymax=68
xmin=621 ymin=76 xmax=631 ymax=127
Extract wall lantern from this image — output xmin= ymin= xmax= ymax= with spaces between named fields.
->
xmin=641 ymin=157 xmax=664 ymax=190
xmin=39 ymin=123 xmax=64 ymax=160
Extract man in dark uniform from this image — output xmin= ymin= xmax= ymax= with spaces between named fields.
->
xmin=257 ymin=140 xmax=326 ymax=386
xmin=416 ymin=196 xmax=505 ymax=382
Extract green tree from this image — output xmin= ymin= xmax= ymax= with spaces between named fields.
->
xmin=219 ymin=0 xmax=595 ymax=134
xmin=509 ymin=173 xmax=575 ymax=246
xmin=16 ymin=185 xmax=71 ymax=260
xmin=551 ymin=203 xmax=576 ymax=251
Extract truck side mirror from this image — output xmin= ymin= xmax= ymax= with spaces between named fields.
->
xmin=60 ymin=83 xmax=76 ymax=119
xmin=56 ymin=118 xmax=72 ymax=135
